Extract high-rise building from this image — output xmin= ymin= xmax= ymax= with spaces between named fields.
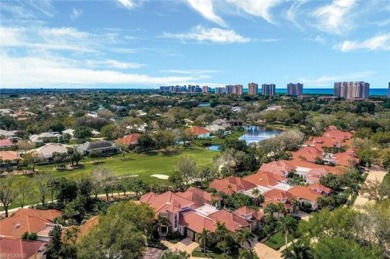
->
xmin=261 ymin=84 xmax=276 ymax=96
xmin=248 ymin=83 xmax=258 ymax=95
xmin=215 ymin=87 xmax=225 ymax=94
xmin=202 ymin=86 xmax=210 ymax=93
xmin=287 ymin=83 xmax=303 ymax=96
xmin=225 ymin=84 xmax=243 ymax=95
xmin=334 ymin=81 xmax=370 ymax=99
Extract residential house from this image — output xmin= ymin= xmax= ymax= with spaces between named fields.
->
xmin=0 ymin=129 xmax=16 ymax=138
xmin=243 ymin=172 xmax=291 ymax=195
xmin=0 ymin=237 xmax=47 ymax=259
xmin=0 ymin=138 xmax=16 ymax=150
xmin=187 ymin=126 xmax=211 ymax=139
xmin=291 ymin=146 xmax=323 ymax=163
xmin=259 ymin=160 xmax=295 ymax=178
xmin=261 ymin=189 xmax=294 ymax=212
xmin=76 ymin=140 xmax=118 ymax=156
xmin=0 ymin=151 xmax=21 ymax=171
xmin=115 ymin=133 xmax=141 ymax=149
xmin=0 ymin=209 xmax=62 ymax=242
xmin=62 ymin=129 xmax=75 ymax=139
xmin=176 ymin=187 xmax=222 ymax=208
xmin=29 ymin=132 xmax=62 ymax=144
xmin=287 ymin=186 xmax=323 ymax=211
xmin=308 ymin=184 xmax=332 ymax=196
xmin=34 ymin=143 xmax=69 ymax=160
xmin=233 ymin=206 xmax=264 ymax=231
xmin=209 ymin=177 xmax=256 ymax=196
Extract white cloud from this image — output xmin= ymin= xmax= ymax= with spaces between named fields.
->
xmin=334 ymin=33 xmax=390 ymax=52
xmin=298 ymin=71 xmax=375 ymax=86
xmin=312 ymin=0 xmax=356 ymax=35
xmin=85 ymin=59 xmax=146 ymax=69
xmin=0 ymin=2 xmax=36 ymax=19
xmin=163 ymin=25 xmax=250 ymax=43
xmin=285 ymin=0 xmax=307 ymax=30
xmin=161 ymin=69 xmax=219 ymax=74
xmin=187 ymin=0 xmax=226 ymax=27
xmin=70 ymin=8 xmax=83 ymax=20
xmin=0 ymin=52 xmax=198 ymax=88
xmin=26 ymin=0 xmax=54 ymax=17
xmin=117 ymin=0 xmax=136 ymax=9
xmin=309 ymin=35 xmax=326 ymax=44
xmin=226 ymin=0 xmax=282 ymax=24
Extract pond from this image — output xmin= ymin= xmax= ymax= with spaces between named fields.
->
xmin=207 ymin=144 xmax=221 ymax=151
xmin=239 ymin=126 xmax=282 ymax=144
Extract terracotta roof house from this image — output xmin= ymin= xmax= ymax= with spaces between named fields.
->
xmin=233 ymin=206 xmax=264 ymax=231
xmin=176 ymin=187 xmax=222 ymax=208
xmin=0 ymin=209 xmax=62 ymax=241
xmin=306 ymin=168 xmax=329 ymax=184
xmin=333 ymin=152 xmax=359 ymax=167
xmin=140 ymin=191 xmax=194 ymax=236
xmin=0 ymin=237 xmax=47 ymax=259
xmin=308 ymin=184 xmax=332 ymax=195
xmin=115 ymin=133 xmax=141 ymax=148
xmin=208 ymin=209 xmax=250 ymax=233
xmin=209 ymin=177 xmax=256 ymax=195
xmin=75 ymin=216 xmax=99 ymax=242
xmin=76 ymin=140 xmax=118 ymax=156
xmin=259 ymin=160 xmax=295 ymax=177
xmin=0 ymin=151 xmax=21 ymax=171
xmin=286 ymin=158 xmax=344 ymax=178
xmin=261 ymin=189 xmax=294 ymax=211
xmin=12 ymin=209 xmax=62 ymax=222
xmin=288 ymin=186 xmax=323 ymax=211
xmin=291 ymin=146 xmax=323 ymax=163
xmin=179 ymin=210 xmax=217 ymax=239
xmin=186 ymin=126 xmax=211 ymax=139
xmin=0 ymin=139 xmax=16 ymax=150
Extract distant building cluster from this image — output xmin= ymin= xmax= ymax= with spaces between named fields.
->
xmin=287 ymin=83 xmax=303 ymax=96
xmin=225 ymin=84 xmax=243 ymax=95
xmin=333 ymin=81 xmax=370 ymax=99
xmin=248 ymin=83 xmax=258 ymax=95
xmin=159 ymin=85 xmax=203 ymax=93
xmin=261 ymin=84 xmax=276 ymax=96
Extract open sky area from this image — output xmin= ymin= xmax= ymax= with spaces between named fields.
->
xmin=1 ymin=0 xmax=389 ymax=89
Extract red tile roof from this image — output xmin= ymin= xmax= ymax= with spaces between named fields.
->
xmin=187 ymin=126 xmax=210 ymax=136
xmin=176 ymin=187 xmax=221 ymax=208
xmin=140 ymin=191 xmax=194 ymax=214
xmin=259 ymin=160 xmax=295 ymax=177
xmin=333 ymin=152 xmax=359 ymax=167
xmin=0 ymin=139 xmax=15 ymax=147
xmin=233 ymin=206 xmax=263 ymax=220
xmin=263 ymin=189 xmax=293 ymax=204
xmin=243 ymin=172 xmax=283 ymax=187
xmin=308 ymin=184 xmax=332 ymax=195
xmin=0 ymin=237 xmax=46 ymax=259
xmin=13 ymin=209 xmax=62 ymax=222
xmin=115 ymin=133 xmax=141 ymax=146
xmin=76 ymin=216 xmax=99 ymax=241
xmin=208 ymin=209 xmax=250 ymax=232
xmin=0 ymin=151 xmax=21 ymax=161
xmin=291 ymin=146 xmax=323 ymax=163
xmin=288 ymin=186 xmax=322 ymax=202
xmin=209 ymin=177 xmax=256 ymax=195
xmin=179 ymin=211 xmax=216 ymax=233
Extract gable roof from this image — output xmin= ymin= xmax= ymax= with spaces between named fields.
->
xmin=208 ymin=209 xmax=250 ymax=232
xmin=308 ymin=184 xmax=332 ymax=195
xmin=140 ymin=191 xmax=194 ymax=214
xmin=243 ymin=172 xmax=282 ymax=187
xmin=179 ymin=211 xmax=217 ymax=233
xmin=333 ymin=152 xmax=359 ymax=167
xmin=0 ymin=151 xmax=21 ymax=161
xmin=259 ymin=160 xmax=295 ymax=177
xmin=0 ymin=237 xmax=46 ymax=259
xmin=13 ymin=209 xmax=62 ymax=222
xmin=0 ymin=139 xmax=15 ymax=147
xmin=115 ymin=133 xmax=141 ymax=146
xmin=35 ymin=143 xmax=69 ymax=159
xmin=263 ymin=189 xmax=293 ymax=203
xmin=209 ymin=177 xmax=256 ymax=195
xmin=233 ymin=206 xmax=263 ymax=220
xmin=291 ymin=146 xmax=323 ymax=162
xmin=287 ymin=186 xmax=322 ymax=202
xmin=176 ymin=187 xmax=221 ymax=208
xmin=76 ymin=216 xmax=99 ymax=242
xmin=77 ymin=140 xmax=114 ymax=152
xmin=187 ymin=126 xmax=210 ymax=136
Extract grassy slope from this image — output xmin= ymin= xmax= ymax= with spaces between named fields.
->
xmin=2 ymin=146 xmax=218 ymax=210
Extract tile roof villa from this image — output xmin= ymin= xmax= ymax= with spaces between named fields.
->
xmin=209 ymin=177 xmax=257 ymax=195
xmin=0 ymin=237 xmax=47 ymax=259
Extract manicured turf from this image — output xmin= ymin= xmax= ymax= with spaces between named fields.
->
xmin=38 ymin=146 xmax=218 ymax=183
xmin=1 ymin=147 xmax=218 ymax=210
xmin=264 ymin=231 xmax=294 ymax=250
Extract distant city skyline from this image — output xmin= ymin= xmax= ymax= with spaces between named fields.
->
xmin=1 ymin=0 xmax=389 ymax=89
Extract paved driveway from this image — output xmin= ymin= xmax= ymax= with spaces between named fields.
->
xmin=253 ymin=241 xmax=282 ymax=259
xmin=161 ymin=238 xmax=199 ymax=258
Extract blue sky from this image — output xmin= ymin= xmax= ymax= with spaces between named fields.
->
xmin=1 ymin=0 xmax=389 ymax=89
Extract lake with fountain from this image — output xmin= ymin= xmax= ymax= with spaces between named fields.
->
xmin=239 ymin=126 xmax=282 ymax=144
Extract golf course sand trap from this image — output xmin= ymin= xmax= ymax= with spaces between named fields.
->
xmin=151 ymin=174 xmax=169 ymax=180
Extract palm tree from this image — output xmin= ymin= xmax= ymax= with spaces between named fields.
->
xmin=264 ymin=203 xmax=278 ymax=218
xmin=234 ymin=228 xmax=254 ymax=248
xmin=282 ymin=241 xmax=313 ymax=259
xmin=291 ymin=197 xmax=299 ymax=214
xmin=197 ymin=228 xmax=211 ymax=255
xmin=251 ymin=188 xmax=261 ymax=206
xmin=215 ymin=222 xmax=230 ymax=255
xmin=278 ymin=216 xmax=298 ymax=251
xmin=276 ymin=202 xmax=285 ymax=219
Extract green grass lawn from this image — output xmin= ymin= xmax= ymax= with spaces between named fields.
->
xmin=264 ymin=231 xmax=294 ymax=250
xmin=1 ymin=146 xmax=218 ymax=210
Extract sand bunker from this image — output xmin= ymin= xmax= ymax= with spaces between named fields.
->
xmin=151 ymin=174 xmax=169 ymax=180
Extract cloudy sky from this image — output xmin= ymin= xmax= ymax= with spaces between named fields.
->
xmin=1 ymin=0 xmax=389 ymax=88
